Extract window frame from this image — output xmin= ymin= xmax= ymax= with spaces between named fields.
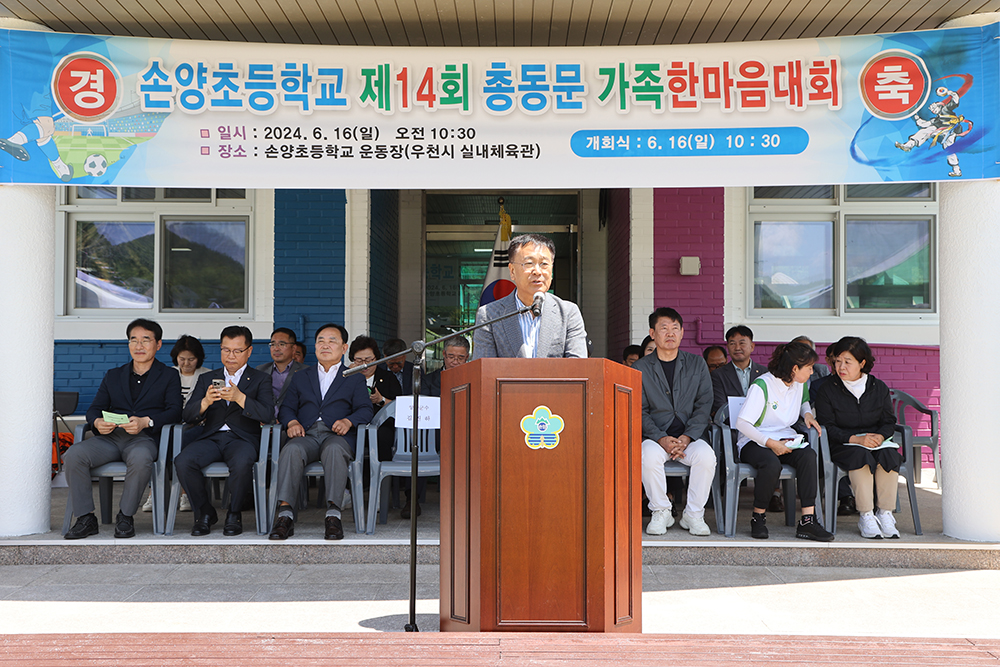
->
xmin=56 ymin=187 xmax=257 ymax=324
xmin=745 ymin=184 xmax=938 ymax=320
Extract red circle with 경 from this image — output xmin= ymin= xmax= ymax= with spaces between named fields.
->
xmin=52 ymin=53 xmax=122 ymax=122
xmin=859 ymin=50 xmax=929 ymax=121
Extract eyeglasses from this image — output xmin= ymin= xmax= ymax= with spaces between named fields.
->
xmin=353 ymin=356 xmax=377 ymax=365
xmin=444 ymin=353 xmax=469 ymax=362
xmin=269 ymin=341 xmax=290 ymax=348
xmin=514 ymin=261 xmax=552 ymax=272
xmin=128 ymin=336 xmax=155 ymax=347
xmin=220 ymin=346 xmax=250 ymax=357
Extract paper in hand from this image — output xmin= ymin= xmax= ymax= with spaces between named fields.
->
xmin=102 ymin=411 xmax=130 ymax=425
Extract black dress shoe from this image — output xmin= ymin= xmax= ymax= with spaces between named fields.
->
xmin=838 ymin=495 xmax=858 ymax=516
xmin=223 ymin=511 xmax=243 ymax=536
xmin=65 ymin=513 xmax=99 ymax=540
xmin=191 ymin=509 xmax=218 ymax=536
xmin=767 ymin=494 xmax=785 ymax=513
xmin=325 ymin=515 xmax=345 ymax=540
xmin=269 ymin=515 xmax=295 ymax=540
xmin=114 ymin=511 xmax=135 ymax=538
xmin=400 ymin=501 xmax=422 ymax=519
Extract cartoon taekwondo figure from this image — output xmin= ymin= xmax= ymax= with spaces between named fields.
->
xmin=894 ymin=85 xmax=972 ymax=178
xmin=0 ymin=115 xmax=73 ymax=182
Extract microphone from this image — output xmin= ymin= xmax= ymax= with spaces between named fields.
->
xmin=531 ymin=291 xmax=545 ymax=317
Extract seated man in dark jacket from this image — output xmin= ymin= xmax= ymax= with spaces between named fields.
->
xmin=174 ymin=325 xmax=274 ymax=537
xmin=64 ymin=318 xmax=182 ymax=539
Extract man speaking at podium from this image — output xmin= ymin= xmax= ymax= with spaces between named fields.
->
xmin=472 ymin=233 xmax=588 ymax=359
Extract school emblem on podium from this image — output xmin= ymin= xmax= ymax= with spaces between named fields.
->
xmin=520 ymin=406 xmax=564 ymax=449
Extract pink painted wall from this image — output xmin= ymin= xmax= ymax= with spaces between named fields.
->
xmin=649 ymin=186 xmax=941 ymax=468
xmin=606 ymin=188 xmax=632 ymax=361
xmin=652 ymin=187 xmax=726 ymax=353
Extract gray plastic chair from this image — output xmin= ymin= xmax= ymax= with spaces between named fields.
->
xmin=363 ymin=401 xmax=440 ymax=534
xmin=818 ymin=424 xmax=922 ymax=535
xmin=278 ymin=421 xmax=369 ymax=535
xmin=165 ymin=424 xmax=280 ymax=536
xmin=715 ymin=406 xmax=814 ymax=537
xmin=664 ymin=427 xmax=725 ymax=534
xmin=62 ymin=423 xmax=179 ymax=536
xmin=890 ymin=389 xmax=941 ymax=489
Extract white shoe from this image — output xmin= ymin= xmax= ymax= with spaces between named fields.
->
xmin=140 ymin=493 xmax=153 ymax=512
xmin=680 ymin=511 xmax=711 ymax=536
xmin=876 ymin=509 xmax=900 ymax=539
xmin=646 ymin=508 xmax=674 ymax=535
xmin=341 ymin=488 xmax=352 ymax=511
xmin=858 ymin=511 xmax=882 ymax=539
xmin=178 ymin=493 xmax=192 ymax=512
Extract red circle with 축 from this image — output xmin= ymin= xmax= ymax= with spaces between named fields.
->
xmin=52 ymin=53 xmax=123 ymax=123
xmin=858 ymin=50 xmax=930 ymax=121
xmin=481 ymin=279 xmax=516 ymax=305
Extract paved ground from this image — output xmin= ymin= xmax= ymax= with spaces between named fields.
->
xmin=2 ymin=563 xmax=999 ymax=638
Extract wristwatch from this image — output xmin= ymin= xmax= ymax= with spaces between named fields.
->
xmin=148 ymin=418 xmax=154 ymax=428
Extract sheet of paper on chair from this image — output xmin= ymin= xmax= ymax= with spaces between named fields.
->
xmin=394 ymin=396 xmax=440 ymax=429
xmin=102 ymin=411 xmax=130 ymax=425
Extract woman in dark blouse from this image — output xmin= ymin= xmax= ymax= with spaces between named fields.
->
xmin=813 ymin=336 xmax=901 ymax=539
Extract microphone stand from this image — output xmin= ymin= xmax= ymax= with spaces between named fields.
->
xmin=344 ymin=294 xmax=540 ymax=632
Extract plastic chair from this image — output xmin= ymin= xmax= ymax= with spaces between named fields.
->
xmin=364 ymin=401 xmax=440 ymax=534
xmin=715 ymin=405 xmax=813 ymax=537
xmin=663 ymin=428 xmax=725 ymax=534
xmin=818 ymin=424 xmax=921 ymax=535
xmin=165 ymin=425 xmax=280 ymax=536
xmin=890 ymin=389 xmax=941 ymax=489
xmin=276 ymin=420 xmax=369 ymax=535
xmin=62 ymin=423 xmax=180 ymax=536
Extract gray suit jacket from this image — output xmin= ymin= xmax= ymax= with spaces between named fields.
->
xmin=711 ymin=360 xmax=766 ymax=415
xmin=472 ymin=291 xmax=588 ymax=359
xmin=635 ymin=350 xmax=713 ymax=444
xmin=255 ymin=360 xmax=306 ymax=414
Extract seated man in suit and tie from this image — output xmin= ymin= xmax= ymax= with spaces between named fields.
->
xmin=422 ymin=336 xmax=471 ymax=399
xmin=256 ymin=327 xmax=306 ymax=421
xmin=174 ymin=325 xmax=274 ymax=537
xmin=637 ymin=308 xmax=717 ymax=537
xmin=712 ymin=325 xmax=767 ymax=416
xmin=64 ymin=318 xmax=183 ymax=539
xmin=382 ymin=338 xmax=414 ymax=395
xmin=269 ymin=324 xmax=375 ymax=541
xmin=472 ymin=233 xmax=588 ymax=359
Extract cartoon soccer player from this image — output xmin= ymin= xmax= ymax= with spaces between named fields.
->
xmin=894 ymin=85 xmax=972 ymax=178
xmin=0 ymin=115 xmax=74 ymax=182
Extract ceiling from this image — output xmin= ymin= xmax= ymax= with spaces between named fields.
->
xmin=1 ymin=0 xmax=998 ymax=46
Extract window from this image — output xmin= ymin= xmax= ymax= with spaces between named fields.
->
xmin=60 ymin=188 xmax=252 ymax=315
xmin=748 ymin=184 xmax=935 ymax=316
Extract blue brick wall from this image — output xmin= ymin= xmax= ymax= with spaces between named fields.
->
xmin=54 ymin=188 xmax=348 ymax=414
xmin=368 ymin=189 xmax=399 ymax=346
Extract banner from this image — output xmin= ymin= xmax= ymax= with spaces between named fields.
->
xmin=0 ymin=24 xmax=997 ymax=188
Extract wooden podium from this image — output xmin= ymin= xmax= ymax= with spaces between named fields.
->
xmin=439 ymin=358 xmax=642 ymax=632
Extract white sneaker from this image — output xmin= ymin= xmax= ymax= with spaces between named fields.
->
xmin=680 ymin=511 xmax=711 ymax=536
xmin=646 ymin=508 xmax=674 ymax=535
xmin=858 ymin=511 xmax=882 ymax=539
xmin=140 ymin=492 xmax=153 ymax=512
xmin=178 ymin=493 xmax=192 ymax=512
xmin=341 ymin=488 xmax=352 ymax=511
xmin=876 ymin=509 xmax=900 ymax=539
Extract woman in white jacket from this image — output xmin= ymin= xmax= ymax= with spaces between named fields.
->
xmin=735 ymin=341 xmax=834 ymax=542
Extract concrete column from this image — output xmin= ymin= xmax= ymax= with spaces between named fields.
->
xmin=343 ymin=189 xmax=370 ymax=339
xmin=939 ymin=181 xmax=1000 ymax=541
xmin=0 ymin=186 xmax=56 ymax=536
xmin=630 ymin=189 xmax=655 ymax=342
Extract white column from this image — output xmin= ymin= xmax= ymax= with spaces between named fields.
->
xmin=939 ymin=180 xmax=1000 ymax=541
xmin=630 ymin=189 xmax=655 ymax=342
xmin=343 ymin=189 xmax=370 ymax=339
xmin=0 ymin=186 xmax=56 ymax=536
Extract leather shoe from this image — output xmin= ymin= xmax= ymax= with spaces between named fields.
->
xmin=838 ymin=495 xmax=858 ymax=516
xmin=400 ymin=502 xmax=422 ymax=519
xmin=114 ymin=511 xmax=135 ymax=538
xmin=191 ymin=509 xmax=218 ymax=536
xmin=269 ymin=515 xmax=294 ymax=540
xmin=325 ymin=515 xmax=345 ymax=540
xmin=223 ymin=511 xmax=242 ymax=536
xmin=65 ymin=513 xmax=99 ymax=540
xmin=768 ymin=494 xmax=785 ymax=513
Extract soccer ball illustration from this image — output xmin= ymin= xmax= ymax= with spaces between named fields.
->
xmin=83 ymin=153 xmax=108 ymax=177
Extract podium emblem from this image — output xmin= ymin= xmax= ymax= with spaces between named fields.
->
xmin=520 ymin=406 xmax=565 ymax=449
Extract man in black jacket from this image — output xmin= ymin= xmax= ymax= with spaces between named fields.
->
xmin=174 ymin=325 xmax=274 ymax=536
xmin=64 ymin=318 xmax=182 ymax=539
